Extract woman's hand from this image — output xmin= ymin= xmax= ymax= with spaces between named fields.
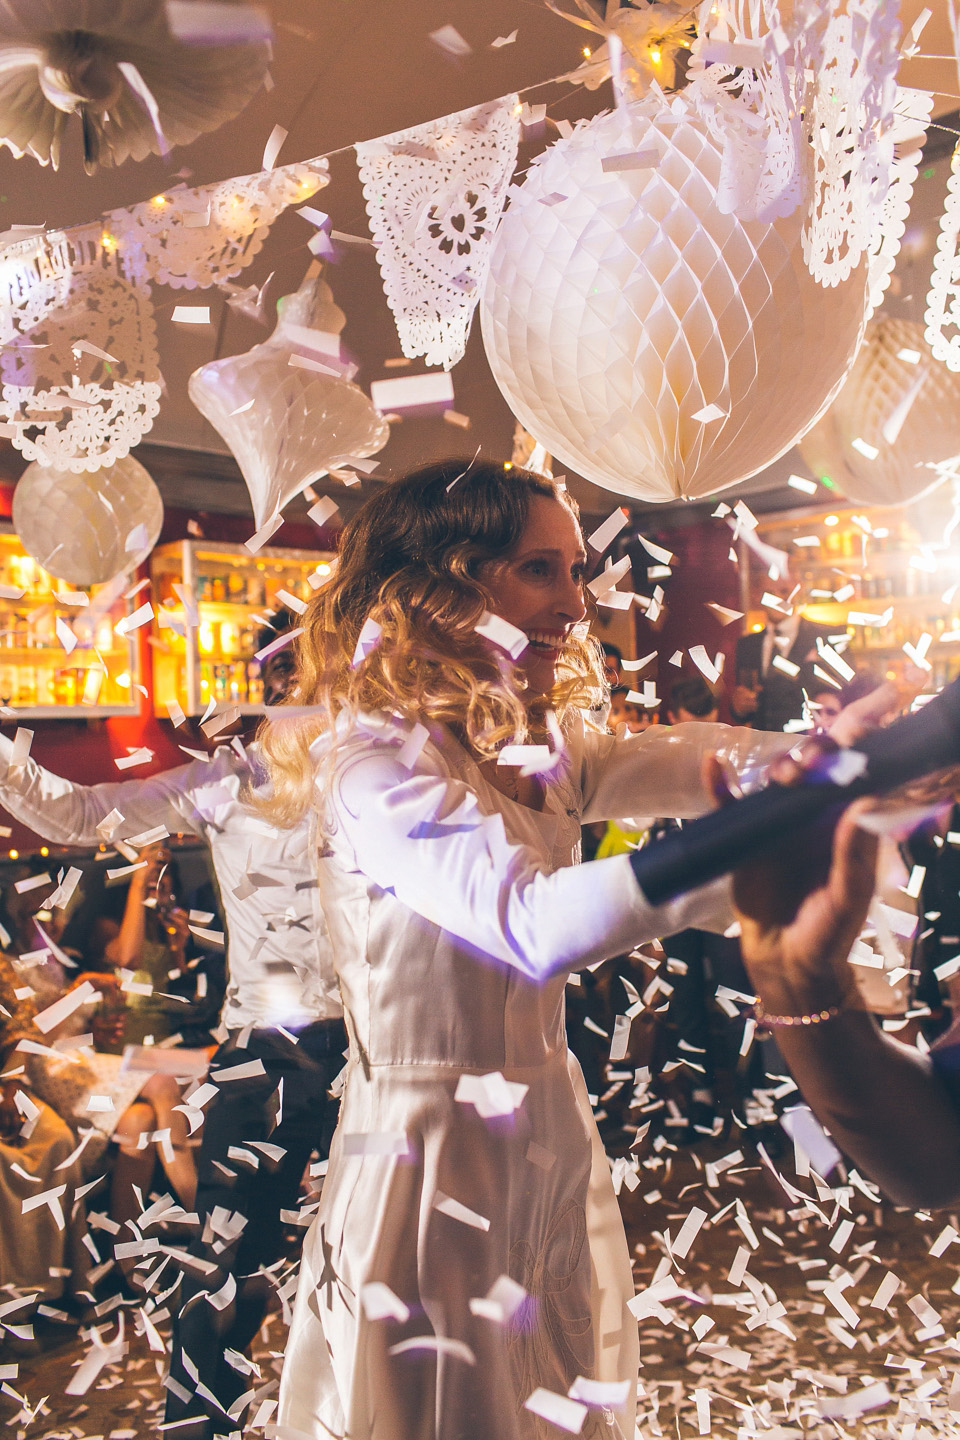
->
xmin=733 ymin=798 xmax=877 ymax=1019
xmin=133 ymin=841 xmax=172 ymax=893
xmin=703 ymin=671 xmax=893 ymax=1021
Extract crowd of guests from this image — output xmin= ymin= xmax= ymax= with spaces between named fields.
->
xmin=0 ymin=840 xmax=225 ymax=1303
xmin=0 ymin=618 xmax=946 ymax=1302
xmin=0 ymin=468 xmax=957 ymax=1440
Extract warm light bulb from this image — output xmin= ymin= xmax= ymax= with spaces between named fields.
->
xmin=40 ymin=847 xmax=48 ymax=857
xmin=824 ymin=515 xmax=839 ymax=527
xmin=650 ymin=45 xmax=662 ymax=64
xmin=8 ymin=849 xmax=17 ymax=859
xmin=504 ymin=461 xmax=513 ymax=470
xmin=151 ymin=194 xmax=167 ymax=207
xmin=101 ymin=232 xmax=116 ymax=251
xmin=583 ymin=46 xmax=592 ymax=56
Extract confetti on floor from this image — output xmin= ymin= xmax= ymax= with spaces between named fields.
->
xmin=6 ymin=1128 xmax=960 ymax=1438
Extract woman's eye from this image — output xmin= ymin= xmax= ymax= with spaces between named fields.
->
xmin=523 ymin=560 xmax=550 ymax=577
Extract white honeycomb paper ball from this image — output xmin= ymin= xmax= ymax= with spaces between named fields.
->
xmin=480 ymin=88 xmax=871 ymax=503
xmin=13 ymin=455 xmax=164 ymax=585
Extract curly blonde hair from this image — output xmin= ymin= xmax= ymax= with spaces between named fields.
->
xmin=259 ymin=459 xmax=606 ymax=825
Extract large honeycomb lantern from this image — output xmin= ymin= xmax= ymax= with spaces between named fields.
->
xmin=798 ymin=318 xmax=960 ymax=507
xmin=480 ymin=88 xmax=871 ymax=503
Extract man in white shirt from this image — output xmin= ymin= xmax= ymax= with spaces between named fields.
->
xmin=0 ymin=715 xmax=344 ymax=1437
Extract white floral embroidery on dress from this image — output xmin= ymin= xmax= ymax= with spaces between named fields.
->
xmin=356 ymin=96 xmax=521 ymax=370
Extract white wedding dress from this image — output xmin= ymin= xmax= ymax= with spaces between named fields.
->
xmin=279 ymin=713 xmax=785 ymax=1440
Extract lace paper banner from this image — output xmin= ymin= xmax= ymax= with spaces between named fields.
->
xmin=800 ymin=0 xmax=901 ymax=287
xmin=687 ymin=0 xmax=807 ymax=224
xmin=867 ymin=85 xmax=932 ymax=316
xmin=924 ymin=141 xmax=960 ymax=372
xmin=356 ymin=96 xmax=521 ymax=370
xmin=0 ymin=223 xmax=161 ymax=472
xmin=109 ymin=160 xmax=329 ymax=290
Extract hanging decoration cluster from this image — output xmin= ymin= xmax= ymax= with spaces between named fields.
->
xmin=479 ymin=0 xmax=923 ymax=503
xmin=0 ymin=0 xmax=942 ymax=530
xmin=0 ymin=159 xmax=327 ymax=473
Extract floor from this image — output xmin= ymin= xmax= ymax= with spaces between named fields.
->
xmin=3 ymin=1123 xmax=960 ymax=1439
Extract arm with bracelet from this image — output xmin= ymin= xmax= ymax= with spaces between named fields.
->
xmin=663 ymin=678 xmax=960 ymax=1211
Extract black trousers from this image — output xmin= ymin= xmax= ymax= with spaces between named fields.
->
xmin=162 ymin=1020 xmax=347 ymax=1438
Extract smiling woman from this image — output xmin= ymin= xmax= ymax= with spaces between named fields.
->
xmin=258 ymin=458 xmax=791 ymax=1440
xmin=261 ymin=459 xmax=605 ymax=827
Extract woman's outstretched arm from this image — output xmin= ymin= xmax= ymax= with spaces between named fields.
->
xmin=734 ymin=797 xmax=960 ymax=1210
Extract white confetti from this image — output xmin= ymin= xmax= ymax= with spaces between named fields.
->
xmin=352 ymin=617 xmax=383 ymax=667
xmin=433 ymin=1191 xmax=490 ymax=1231
xmin=171 ymin=305 xmax=211 ymax=324
xmin=262 ymin=123 xmax=288 ymax=171
xmin=587 ymin=507 xmax=629 ymax=553
xmin=524 ymin=1387 xmax=587 ymax=1433
xmin=475 ymin=611 xmax=527 ymax=660
xmin=370 ymin=371 xmax=454 ymax=412
xmin=468 ymin=1274 xmax=527 ymax=1324
xmin=361 ymin=1281 xmax=410 ymax=1322
xmin=342 ymin=1131 xmax=409 ymax=1156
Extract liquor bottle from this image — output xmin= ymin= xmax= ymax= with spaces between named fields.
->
xmin=246 ymin=660 xmax=264 ymax=705
xmin=230 ymin=662 xmax=248 ymax=702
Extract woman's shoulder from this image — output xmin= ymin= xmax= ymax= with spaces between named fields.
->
xmin=320 ymin=710 xmax=457 ymax=796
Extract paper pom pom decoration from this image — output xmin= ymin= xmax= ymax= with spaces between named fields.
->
xmin=189 ymin=272 xmax=390 ymax=529
xmin=13 ymin=455 xmax=164 ymax=586
xmin=797 ymin=318 xmax=960 ymax=508
xmin=0 ymin=0 xmax=271 ymax=173
xmin=480 ymin=87 xmax=870 ymax=504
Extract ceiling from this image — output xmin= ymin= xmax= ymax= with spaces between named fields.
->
xmin=2 ymin=0 xmax=960 ymax=527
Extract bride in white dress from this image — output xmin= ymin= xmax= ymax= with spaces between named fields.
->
xmin=260 ymin=460 xmax=786 ymax=1440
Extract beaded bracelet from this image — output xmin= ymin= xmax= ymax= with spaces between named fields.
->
xmin=753 ymin=1001 xmax=842 ymax=1029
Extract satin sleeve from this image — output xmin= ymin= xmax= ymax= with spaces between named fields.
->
xmin=329 ymin=736 xmax=734 ymax=983
xmin=577 ymin=717 xmax=794 ymax=824
xmin=0 ymin=731 xmax=218 ymax=845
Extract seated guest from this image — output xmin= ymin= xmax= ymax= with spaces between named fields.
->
xmin=98 ymin=842 xmax=226 ymax=1048
xmin=0 ymin=950 xmax=88 ymax=1301
xmin=2 ymin=862 xmax=199 ymax=1240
